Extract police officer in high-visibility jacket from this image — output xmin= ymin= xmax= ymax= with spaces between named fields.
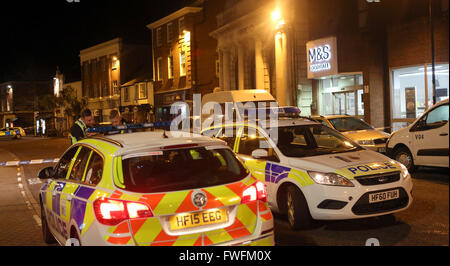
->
xmin=108 ymin=109 xmax=130 ymax=135
xmin=70 ymin=109 xmax=96 ymax=145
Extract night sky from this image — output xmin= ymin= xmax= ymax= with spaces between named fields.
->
xmin=0 ymin=0 xmax=191 ymax=83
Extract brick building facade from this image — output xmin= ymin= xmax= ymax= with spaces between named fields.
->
xmin=80 ymin=38 xmax=152 ymax=123
xmin=211 ymin=0 xmax=449 ymax=131
xmin=147 ymin=0 xmax=225 ymax=121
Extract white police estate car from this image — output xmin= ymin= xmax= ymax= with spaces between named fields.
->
xmin=387 ymin=98 xmax=449 ymax=172
xmin=203 ymin=118 xmax=413 ymax=229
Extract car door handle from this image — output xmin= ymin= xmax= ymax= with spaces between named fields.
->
xmin=440 ymin=133 xmax=448 ymax=136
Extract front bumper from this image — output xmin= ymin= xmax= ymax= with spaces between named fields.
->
xmin=303 ymin=175 xmax=413 ymax=220
xmin=361 ymin=143 xmax=387 ymax=153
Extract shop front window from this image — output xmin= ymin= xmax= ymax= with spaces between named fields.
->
xmin=391 ymin=63 xmax=449 ymax=131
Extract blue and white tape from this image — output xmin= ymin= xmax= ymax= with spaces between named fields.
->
xmin=0 ymin=158 xmax=59 ymax=167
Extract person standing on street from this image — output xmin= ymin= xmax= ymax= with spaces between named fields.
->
xmin=70 ymin=109 xmax=96 ymax=145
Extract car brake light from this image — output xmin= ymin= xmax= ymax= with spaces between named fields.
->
xmin=93 ymin=198 xmax=153 ymax=226
xmin=242 ymin=181 xmax=267 ymax=204
xmin=161 ymin=143 xmax=198 ymax=150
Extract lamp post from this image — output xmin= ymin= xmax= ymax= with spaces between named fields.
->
xmin=429 ymin=0 xmax=437 ymax=105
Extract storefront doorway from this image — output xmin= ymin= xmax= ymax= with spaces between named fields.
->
xmin=317 ymin=73 xmax=364 ymax=119
xmin=332 ymin=89 xmax=364 ymax=118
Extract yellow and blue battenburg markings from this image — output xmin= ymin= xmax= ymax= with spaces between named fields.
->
xmin=243 ymin=158 xmax=314 ymax=187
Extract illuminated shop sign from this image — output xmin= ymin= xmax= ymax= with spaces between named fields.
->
xmin=306 ymin=37 xmax=338 ymax=79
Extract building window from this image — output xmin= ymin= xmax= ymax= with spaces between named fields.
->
xmin=113 ymin=80 xmax=119 ymax=95
xmin=157 ymin=57 xmax=163 ymax=81
xmin=168 ymin=55 xmax=174 ymax=79
xmin=180 ymin=51 xmax=186 ymax=76
xmin=178 ymin=17 xmax=185 ymax=37
xmin=156 ymin=27 xmax=162 ymax=47
xmin=216 ymin=59 xmax=220 ymax=78
xmin=167 ymin=23 xmax=173 ymax=43
xmin=102 ymin=82 xmax=108 ymax=97
xmin=138 ymin=83 xmax=147 ymax=99
xmin=124 ymin=86 xmax=129 ymax=102
xmin=391 ymin=63 xmax=449 ymax=131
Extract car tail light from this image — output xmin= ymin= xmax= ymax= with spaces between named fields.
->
xmin=93 ymin=198 xmax=153 ymax=226
xmin=242 ymin=181 xmax=267 ymax=204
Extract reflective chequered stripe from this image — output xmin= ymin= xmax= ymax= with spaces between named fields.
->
xmin=115 ymin=177 xmax=261 ymax=246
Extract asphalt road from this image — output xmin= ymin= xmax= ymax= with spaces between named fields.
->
xmin=0 ymin=136 xmax=448 ymax=246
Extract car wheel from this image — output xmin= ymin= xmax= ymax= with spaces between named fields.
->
xmin=40 ymin=201 xmax=57 ymax=244
xmin=393 ymin=147 xmax=415 ymax=173
xmin=286 ymin=186 xmax=313 ymax=230
xmin=15 ymin=134 xmax=21 ymax=140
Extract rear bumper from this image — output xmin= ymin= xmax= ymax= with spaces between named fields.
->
xmin=236 ymin=232 xmax=274 ymax=246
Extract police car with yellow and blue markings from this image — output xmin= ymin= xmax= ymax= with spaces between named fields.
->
xmin=38 ymin=128 xmax=274 ymax=246
xmin=202 ymin=118 xmax=413 ymax=230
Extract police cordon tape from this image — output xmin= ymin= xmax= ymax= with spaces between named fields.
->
xmin=0 ymin=158 xmax=59 ymax=167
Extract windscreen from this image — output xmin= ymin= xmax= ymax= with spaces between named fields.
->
xmin=329 ymin=117 xmax=373 ymax=132
xmin=274 ymin=124 xmax=363 ymax=158
xmin=122 ymin=147 xmax=248 ymax=193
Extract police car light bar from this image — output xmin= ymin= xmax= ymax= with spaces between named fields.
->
xmin=87 ymin=122 xmax=172 ymax=133
xmin=243 ymin=106 xmax=301 ymax=118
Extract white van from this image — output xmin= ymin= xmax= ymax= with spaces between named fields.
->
xmin=387 ymin=98 xmax=449 ymax=171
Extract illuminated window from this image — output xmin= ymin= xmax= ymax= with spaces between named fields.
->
xmin=138 ymin=83 xmax=147 ymax=99
xmin=180 ymin=51 xmax=186 ymax=77
xmin=168 ymin=55 xmax=174 ymax=79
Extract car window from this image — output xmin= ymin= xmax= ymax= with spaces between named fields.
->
xmin=68 ymin=147 xmax=91 ymax=182
xmin=329 ymin=117 xmax=373 ymax=132
xmin=122 ymin=147 xmax=248 ymax=193
xmin=202 ymin=127 xmax=221 ymax=138
xmin=217 ymin=126 xmax=239 ymax=150
xmin=84 ymin=151 xmax=103 ymax=186
xmin=425 ymin=104 xmax=449 ymax=127
xmin=238 ymin=127 xmax=271 ymax=155
xmin=271 ymin=125 xmax=363 ymax=158
xmin=54 ymin=147 xmax=79 ymax=179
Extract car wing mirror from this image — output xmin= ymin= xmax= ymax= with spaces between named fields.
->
xmin=38 ymin=167 xmax=55 ymax=180
xmin=251 ymin=149 xmax=269 ymax=159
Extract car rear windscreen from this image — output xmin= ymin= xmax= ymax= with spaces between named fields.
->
xmin=122 ymin=147 xmax=248 ymax=193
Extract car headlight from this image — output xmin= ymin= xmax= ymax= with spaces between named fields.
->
xmin=308 ymin=171 xmax=354 ymax=187
xmin=358 ymin=139 xmax=375 ymax=145
xmin=399 ymin=163 xmax=410 ymax=179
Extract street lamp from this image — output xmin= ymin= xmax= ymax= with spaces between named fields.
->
xmin=272 ymin=9 xmax=285 ymax=30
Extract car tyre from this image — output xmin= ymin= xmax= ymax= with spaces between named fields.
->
xmin=393 ymin=146 xmax=415 ymax=173
xmin=41 ymin=201 xmax=57 ymax=244
xmin=286 ymin=186 xmax=313 ymax=230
